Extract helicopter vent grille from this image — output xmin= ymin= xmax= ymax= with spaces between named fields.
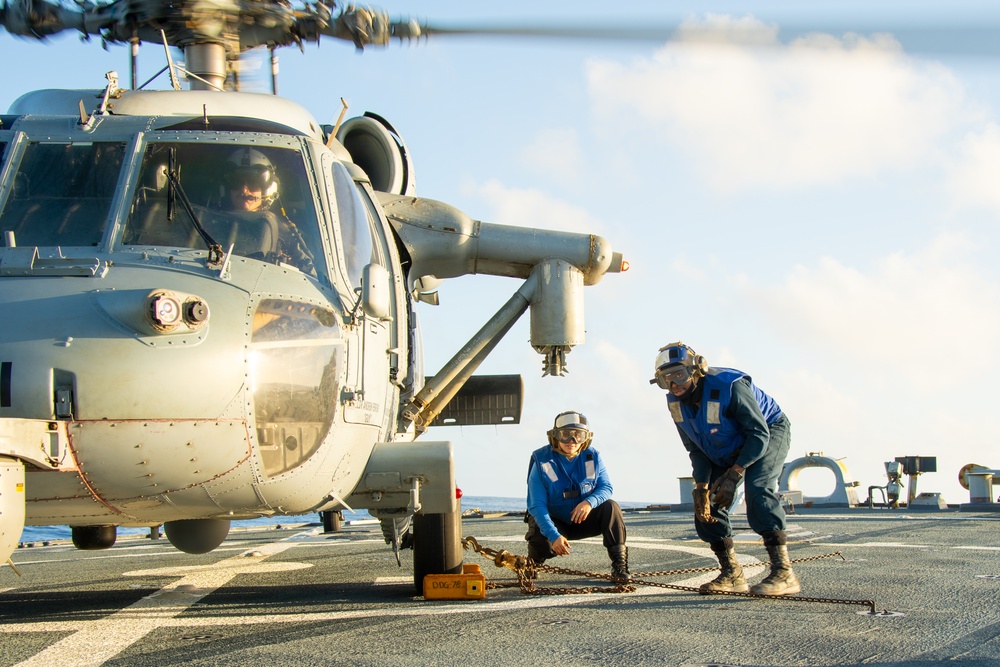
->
xmin=427 ymin=374 xmax=522 ymax=427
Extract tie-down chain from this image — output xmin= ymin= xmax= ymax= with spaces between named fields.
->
xmin=461 ymin=536 xmax=877 ymax=614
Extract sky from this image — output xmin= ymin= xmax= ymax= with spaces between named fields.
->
xmin=2 ymin=1 xmax=1000 ymax=506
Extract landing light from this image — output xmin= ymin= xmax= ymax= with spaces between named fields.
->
xmin=152 ymin=294 xmax=182 ymax=327
xmin=146 ymin=289 xmax=211 ymax=332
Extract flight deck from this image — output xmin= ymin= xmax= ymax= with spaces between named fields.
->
xmin=3 ymin=507 xmax=999 ymax=667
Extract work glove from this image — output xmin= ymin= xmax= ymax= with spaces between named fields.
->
xmin=692 ymin=487 xmax=717 ymax=524
xmin=709 ymin=466 xmax=744 ymax=509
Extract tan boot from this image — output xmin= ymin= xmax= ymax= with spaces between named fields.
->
xmin=751 ymin=543 xmax=801 ymax=595
xmin=700 ymin=545 xmax=748 ymax=594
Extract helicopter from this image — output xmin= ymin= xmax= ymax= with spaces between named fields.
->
xmin=0 ymin=0 xmax=628 ymax=593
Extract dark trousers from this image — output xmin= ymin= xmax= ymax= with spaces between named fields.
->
xmin=696 ymin=415 xmax=792 ymax=544
xmin=525 ymin=499 xmax=627 ymax=560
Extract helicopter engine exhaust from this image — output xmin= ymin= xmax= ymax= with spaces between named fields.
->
xmin=164 ymin=518 xmax=231 ymax=554
xmin=335 ymin=113 xmax=416 ymax=196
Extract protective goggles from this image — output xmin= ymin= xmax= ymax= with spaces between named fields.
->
xmin=653 ymin=365 xmax=693 ymax=389
xmin=554 ymin=428 xmax=589 ymax=445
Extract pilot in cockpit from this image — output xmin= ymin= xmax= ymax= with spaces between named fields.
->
xmin=224 ymin=147 xmax=279 ymax=213
xmin=221 ymin=147 xmax=315 ymax=274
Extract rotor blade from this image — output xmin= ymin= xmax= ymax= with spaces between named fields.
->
xmin=416 ymin=21 xmax=1000 ymax=58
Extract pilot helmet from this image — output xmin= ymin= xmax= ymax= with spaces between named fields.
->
xmin=224 ymin=147 xmax=279 ymax=209
xmin=547 ymin=410 xmax=593 ymax=450
xmin=650 ymin=341 xmax=707 ymax=389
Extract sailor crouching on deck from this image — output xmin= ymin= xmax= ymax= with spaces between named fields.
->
xmin=524 ymin=411 xmax=630 ymax=583
xmin=650 ymin=342 xmax=800 ymax=596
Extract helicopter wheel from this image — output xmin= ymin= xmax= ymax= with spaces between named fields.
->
xmin=321 ymin=510 xmax=342 ymax=533
xmin=412 ymin=508 xmax=463 ymax=595
xmin=72 ymin=525 xmax=117 ymax=550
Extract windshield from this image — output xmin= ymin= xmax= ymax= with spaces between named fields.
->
xmin=0 ymin=141 xmax=126 ymax=247
xmin=122 ymin=142 xmax=327 ymax=279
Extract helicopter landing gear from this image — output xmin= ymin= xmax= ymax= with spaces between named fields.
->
xmin=321 ymin=510 xmax=342 ymax=533
xmin=71 ymin=525 xmax=117 ymax=550
xmin=412 ymin=508 xmax=462 ymax=595
xmin=0 ymin=457 xmax=25 ymax=566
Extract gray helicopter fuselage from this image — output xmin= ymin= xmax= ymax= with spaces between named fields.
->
xmin=0 ymin=89 xmax=417 ymax=529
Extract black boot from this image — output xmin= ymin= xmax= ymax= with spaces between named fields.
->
xmin=527 ymin=541 xmax=554 ymax=566
xmin=700 ymin=542 xmax=748 ymax=594
xmin=608 ymin=544 xmax=630 ymax=583
xmin=751 ymin=543 xmax=800 ymax=595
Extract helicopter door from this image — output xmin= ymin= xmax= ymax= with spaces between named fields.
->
xmin=327 ymin=160 xmax=392 ymax=429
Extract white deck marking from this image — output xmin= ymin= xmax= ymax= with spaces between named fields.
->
xmin=2 ymin=570 xmax=713 ymax=644
xmin=9 ymin=532 xmax=314 ymax=667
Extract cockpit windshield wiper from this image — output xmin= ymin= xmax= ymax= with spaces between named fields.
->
xmin=166 ymin=147 xmax=225 ymax=266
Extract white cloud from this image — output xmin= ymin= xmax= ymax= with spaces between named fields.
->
xmin=948 ymin=122 xmax=1000 ymax=213
xmin=584 ymin=15 xmax=969 ymax=194
xmin=460 ymin=178 xmax=606 ymax=233
xmin=519 ymin=128 xmax=586 ymax=187
xmin=738 ymin=232 xmax=1000 ymax=385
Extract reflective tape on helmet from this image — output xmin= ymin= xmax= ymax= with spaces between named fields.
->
xmin=554 ymin=411 xmax=587 ymax=430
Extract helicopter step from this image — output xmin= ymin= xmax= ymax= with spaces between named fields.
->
xmin=0 ymin=456 xmax=25 ymax=567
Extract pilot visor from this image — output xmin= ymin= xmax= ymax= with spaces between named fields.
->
xmin=227 ymin=166 xmax=274 ymax=192
xmin=654 ymin=365 xmax=693 ymax=389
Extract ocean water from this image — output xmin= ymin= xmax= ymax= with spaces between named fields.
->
xmin=18 ymin=496 xmax=655 ymax=543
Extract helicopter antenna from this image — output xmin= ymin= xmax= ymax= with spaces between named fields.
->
xmin=77 ymin=100 xmax=90 ymax=127
xmin=137 ymin=66 xmax=169 ymax=91
xmin=328 ymin=98 xmax=349 ymax=148
xmin=270 ymin=47 xmax=278 ymax=95
xmin=161 ymin=30 xmax=181 ymax=91
xmin=130 ymin=35 xmax=138 ymax=90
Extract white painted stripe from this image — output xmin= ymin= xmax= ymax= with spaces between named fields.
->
xmin=10 ymin=532 xmax=312 ymax=667
xmin=373 ymin=576 xmax=412 ymax=586
xmin=3 ymin=572 xmax=709 ymax=638
xmin=11 ymin=536 xmax=385 ymax=567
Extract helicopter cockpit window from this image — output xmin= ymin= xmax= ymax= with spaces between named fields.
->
xmin=0 ymin=141 xmax=126 ymax=247
xmin=122 ymin=143 xmax=328 ymax=281
xmin=330 ymin=162 xmax=374 ymax=288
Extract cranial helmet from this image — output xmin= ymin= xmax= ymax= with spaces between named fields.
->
xmin=650 ymin=341 xmax=708 ymax=389
xmin=547 ymin=410 xmax=594 ymax=450
xmin=224 ymin=147 xmax=279 ymax=208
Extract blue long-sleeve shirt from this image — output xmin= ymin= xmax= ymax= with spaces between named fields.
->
xmin=526 ymin=445 xmax=614 ymax=542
